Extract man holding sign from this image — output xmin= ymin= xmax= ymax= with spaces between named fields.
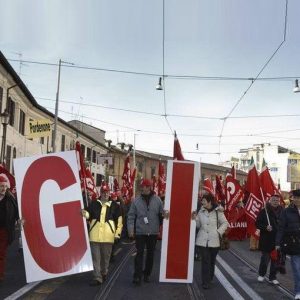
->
xmin=0 ymin=175 xmax=19 ymax=282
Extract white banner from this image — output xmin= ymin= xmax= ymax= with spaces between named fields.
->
xmin=13 ymin=151 xmax=93 ymax=282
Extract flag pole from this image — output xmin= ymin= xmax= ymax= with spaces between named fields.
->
xmin=133 ymin=133 xmax=136 ymax=198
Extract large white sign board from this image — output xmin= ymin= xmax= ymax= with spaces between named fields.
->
xmin=14 ymin=151 xmax=93 ymax=282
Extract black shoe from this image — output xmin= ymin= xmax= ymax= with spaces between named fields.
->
xmin=89 ymin=279 xmax=102 ymax=286
xmin=144 ymin=275 xmax=150 ymax=283
xmin=202 ymin=283 xmax=210 ymax=289
xmin=102 ymin=274 xmax=107 ymax=282
xmin=133 ymin=277 xmax=141 ymax=285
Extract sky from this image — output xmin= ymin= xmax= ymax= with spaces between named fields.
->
xmin=1 ymin=0 xmax=300 ymax=165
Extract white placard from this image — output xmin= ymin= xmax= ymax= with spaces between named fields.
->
xmin=14 ymin=151 xmax=93 ymax=282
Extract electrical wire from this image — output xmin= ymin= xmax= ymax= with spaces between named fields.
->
xmin=218 ymin=0 xmax=289 ymax=158
xmin=36 ymin=96 xmax=300 ymax=120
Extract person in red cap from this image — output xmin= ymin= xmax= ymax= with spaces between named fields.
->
xmin=0 ymin=175 xmax=19 ymax=282
xmin=82 ymin=183 xmax=123 ymax=286
xmin=255 ymin=193 xmax=283 ymax=285
xmin=127 ymin=178 xmax=164 ymax=285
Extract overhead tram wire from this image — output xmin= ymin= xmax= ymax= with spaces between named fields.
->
xmin=44 ymin=106 xmax=300 ymax=142
xmin=37 ymin=96 xmax=300 ymax=120
xmin=7 ymin=58 xmax=300 ymax=82
xmin=217 ymin=0 xmax=289 ymax=158
xmin=161 ymin=0 xmax=174 ymax=135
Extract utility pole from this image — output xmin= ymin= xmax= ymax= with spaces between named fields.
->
xmin=133 ymin=133 xmax=136 ymax=197
xmin=52 ymin=59 xmax=74 ymax=153
xmin=52 ymin=59 xmax=61 ymax=153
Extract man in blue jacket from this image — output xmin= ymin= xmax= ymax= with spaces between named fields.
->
xmin=127 ymin=179 xmax=164 ymax=285
xmin=276 ymin=189 xmax=300 ymax=300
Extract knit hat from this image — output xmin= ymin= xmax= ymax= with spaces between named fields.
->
xmin=0 ymin=175 xmax=8 ymax=183
xmin=140 ymin=179 xmax=152 ymax=187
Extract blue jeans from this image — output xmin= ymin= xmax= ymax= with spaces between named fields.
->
xmin=291 ymin=255 xmax=300 ymax=295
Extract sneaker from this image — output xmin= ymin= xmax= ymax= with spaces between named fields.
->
xmin=295 ymin=293 xmax=300 ymax=300
xmin=271 ymin=279 xmax=279 ymax=285
xmin=133 ymin=277 xmax=141 ymax=285
xmin=257 ymin=276 xmax=265 ymax=282
xmin=89 ymin=279 xmax=102 ymax=286
xmin=202 ymin=283 xmax=210 ymax=289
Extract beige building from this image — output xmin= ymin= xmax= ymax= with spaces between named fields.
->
xmin=0 ymin=51 xmax=108 ymax=180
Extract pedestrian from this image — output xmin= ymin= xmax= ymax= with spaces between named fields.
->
xmin=195 ymin=193 xmax=229 ymax=289
xmin=109 ymin=192 xmax=124 ymax=263
xmin=256 ymin=193 xmax=283 ymax=285
xmin=127 ymin=178 xmax=164 ymax=285
xmin=0 ymin=175 xmax=19 ymax=282
xmin=82 ymin=184 xmax=123 ymax=286
xmin=276 ymin=189 xmax=300 ymax=300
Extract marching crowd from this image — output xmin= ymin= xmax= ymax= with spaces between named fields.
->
xmin=0 ymin=175 xmax=300 ymax=299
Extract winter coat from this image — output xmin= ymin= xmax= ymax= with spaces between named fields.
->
xmin=2 ymin=191 xmax=19 ymax=245
xmin=127 ymin=193 xmax=163 ymax=236
xmin=195 ymin=206 xmax=229 ymax=248
xmin=255 ymin=204 xmax=283 ymax=252
xmin=276 ymin=204 xmax=300 ymax=247
xmin=83 ymin=200 xmax=123 ymax=243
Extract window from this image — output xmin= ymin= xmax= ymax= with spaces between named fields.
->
xmin=96 ymin=174 xmax=103 ymax=186
xmin=81 ymin=144 xmax=85 ymax=156
xmin=138 ymin=162 xmax=143 ymax=173
xmin=92 ymin=150 xmax=96 ymax=163
xmin=0 ymin=86 xmax=3 ymax=112
xmin=7 ymin=97 xmax=15 ymax=126
xmin=19 ymin=109 xmax=25 ymax=135
xmin=61 ymin=134 xmax=65 ymax=151
xmin=40 ymin=137 xmax=45 ymax=144
xmin=6 ymin=145 xmax=12 ymax=172
xmin=151 ymin=166 xmax=156 ymax=178
xmin=86 ymin=147 xmax=91 ymax=161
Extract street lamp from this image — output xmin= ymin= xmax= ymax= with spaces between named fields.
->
xmin=294 ymin=79 xmax=300 ymax=93
xmin=0 ymin=109 xmax=10 ymax=164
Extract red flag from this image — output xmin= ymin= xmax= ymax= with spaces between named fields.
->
xmin=0 ymin=164 xmax=16 ymax=195
xmin=75 ymin=141 xmax=86 ymax=186
xmin=259 ymin=166 xmax=284 ymax=205
xmin=113 ymin=178 xmax=120 ymax=192
xmin=152 ymin=175 xmax=158 ymax=195
xmin=203 ymin=178 xmax=215 ymax=196
xmin=85 ymin=168 xmax=99 ymax=200
xmin=244 ymin=160 xmax=265 ymax=236
xmin=158 ymin=161 xmax=166 ymax=196
xmin=225 ymin=174 xmax=244 ymax=212
xmin=231 ymin=165 xmax=236 ymax=179
xmin=173 ymin=132 xmax=184 ymax=161
xmin=215 ymin=175 xmax=226 ymax=202
xmin=122 ymin=154 xmax=131 ymax=184
xmin=122 ymin=153 xmax=136 ymax=202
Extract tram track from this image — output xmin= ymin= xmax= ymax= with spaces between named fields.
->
xmin=228 ymin=248 xmax=295 ymax=299
xmin=94 ymin=244 xmax=136 ymax=300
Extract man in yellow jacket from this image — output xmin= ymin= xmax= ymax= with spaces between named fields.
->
xmin=82 ymin=184 xmax=123 ymax=286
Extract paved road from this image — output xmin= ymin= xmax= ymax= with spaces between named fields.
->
xmin=1 ymin=238 xmax=296 ymax=300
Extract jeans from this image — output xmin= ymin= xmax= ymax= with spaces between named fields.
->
xmin=134 ymin=235 xmax=157 ymax=278
xmin=0 ymin=228 xmax=8 ymax=280
xmin=258 ymin=252 xmax=277 ymax=280
xmin=291 ymin=254 xmax=300 ymax=295
xmin=199 ymin=246 xmax=219 ymax=285
xmin=90 ymin=242 xmax=113 ymax=282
